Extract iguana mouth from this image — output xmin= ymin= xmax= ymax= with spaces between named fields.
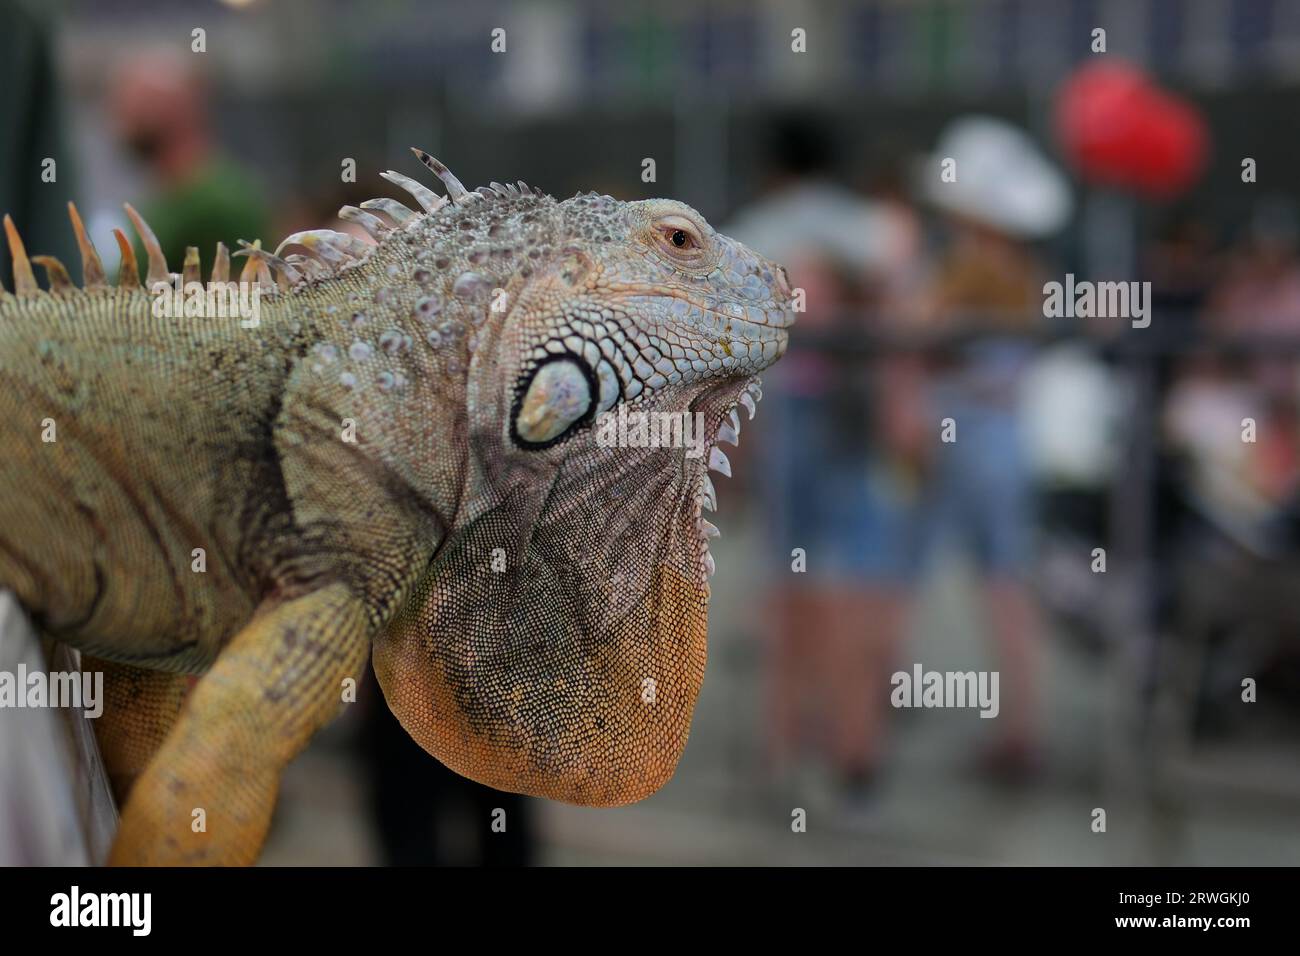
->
xmin=689 ymin=376 xmax=763 ymax=584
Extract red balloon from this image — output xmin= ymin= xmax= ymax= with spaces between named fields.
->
xmin=1133 ymin=94 xmax=1208 ymax=197
xmin=1055 ymin=61 xmax=1208 ymax=199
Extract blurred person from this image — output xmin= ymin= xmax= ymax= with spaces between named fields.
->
xmin=1165 ymin=201 xmax=1300 ymax=550
xmin=1156 ymin=205 xmax=1300 ymax=758
xmin=1205 ymin=199 xmax=1300 ymax=336
xmin=1163 ymin=358 xmax=1281 ymax=535
xmin=1182 ymin=201 xmax=1300 ymax=523
xmin=727 ymin=115 xmax=926 ymax=801
xmin=109 ymin=49 xmax=267 ymax=281
xmin=0 ymin=0 xmax=79 ymax=290
xmin=1205 ymin=201 xmax=1300 ymax=414
xmin=909 ymin=117 xmax=1073 ymax=780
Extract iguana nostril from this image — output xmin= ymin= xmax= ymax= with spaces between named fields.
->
xmin=775 ymin=265 xmax=792 ymax=298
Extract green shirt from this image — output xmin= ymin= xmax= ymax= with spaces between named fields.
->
xmin=135 ymin=158 xmax=270 ymax=284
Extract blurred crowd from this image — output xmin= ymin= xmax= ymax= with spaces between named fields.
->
xmin=727 ymin=109 xmax=1300 ymax=814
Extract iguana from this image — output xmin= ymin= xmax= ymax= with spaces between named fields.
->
xmin=0 ymin=151 xmax=793 ymax=865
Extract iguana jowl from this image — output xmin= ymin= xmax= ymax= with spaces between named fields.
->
xmin=0 ymin=150 xmax=793 ymax=864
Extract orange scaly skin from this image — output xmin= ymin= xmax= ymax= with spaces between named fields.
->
xmin=0 ymin=152 xmax=793 ymax=864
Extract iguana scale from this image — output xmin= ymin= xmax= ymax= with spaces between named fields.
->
xmin=0 ymin=151 xmax=793 ymax=864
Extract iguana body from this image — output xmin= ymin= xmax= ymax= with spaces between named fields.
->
xmin=0 ymin=152 xmax=792 ymax=864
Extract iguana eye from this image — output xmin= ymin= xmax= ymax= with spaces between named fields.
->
xmin=655 ymin=216 xmax=703 ymax=257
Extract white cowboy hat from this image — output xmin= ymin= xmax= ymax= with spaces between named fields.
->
xmin=918 ymin=116 xmax=1073 ymax=239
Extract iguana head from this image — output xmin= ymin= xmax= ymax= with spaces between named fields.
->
xmin=360 ymin=153 xmax=794 ymax=805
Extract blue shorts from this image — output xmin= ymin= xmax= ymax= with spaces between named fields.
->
xmin=911 ymin=404 xmax=1033 ymax=577
xmin=772 ymin=393 xmax=922 ymax=582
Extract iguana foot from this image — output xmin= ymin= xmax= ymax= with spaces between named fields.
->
xmin=108 ymin=585 xmax=369 ymax=866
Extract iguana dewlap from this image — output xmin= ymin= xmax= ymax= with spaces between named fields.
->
xmin=0 ymin=151 xmax=793 ymax=865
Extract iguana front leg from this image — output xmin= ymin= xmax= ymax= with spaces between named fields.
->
xmin=107 ymin=584 xmax=370 ymax=866
xmin=86 ymin=658 xmax=191 ymax=805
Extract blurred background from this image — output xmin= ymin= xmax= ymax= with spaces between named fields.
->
xmin=4 ymin=0 xmax=1300 ymax=865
